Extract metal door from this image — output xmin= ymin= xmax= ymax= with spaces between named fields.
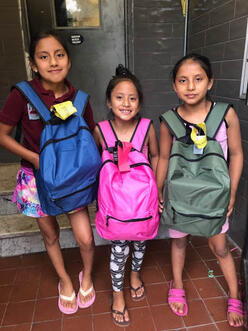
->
xmin=24 ymin=0 xmax=127 ymax=122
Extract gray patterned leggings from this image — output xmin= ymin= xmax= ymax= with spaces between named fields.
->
xmin=110 ymin=240 xmax=146 ymax=292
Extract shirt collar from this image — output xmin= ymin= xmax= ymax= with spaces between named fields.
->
xmin=32 ymin=75 xmax=76 ymax=102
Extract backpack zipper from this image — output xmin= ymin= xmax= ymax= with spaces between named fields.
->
xmin=51 ymin=180 xmax=96 ymax=202
xmin=40 ymin=126 xmax=91 ymax=154
xmin=106 ymin=215 xmax=152 ymax=227
xmin=100 ymin=159 xmax=152 ymax=171
xmin=170 ymin=152 xmax=226 ymax=162
xmin=171 ymin=207 xmax=222 ymax=220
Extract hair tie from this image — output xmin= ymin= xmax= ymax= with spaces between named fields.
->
xmin=116 ymin=64 xmax=130 ymax=77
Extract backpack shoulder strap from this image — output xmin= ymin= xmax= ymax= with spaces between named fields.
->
xmin=15 ymin=81 xmax=51 ymax=122
xmin=97 ymin=120 xmax=117 ymax=149
xmin=131 ymin=118 xmax=152 ymax=151
xmin=160 ymin=110 xmax=186 ymax=139
xmin=205 ymin=102 xmax=230 ymax=139
xmin=73 ymin=90 xmax=89 ymax=117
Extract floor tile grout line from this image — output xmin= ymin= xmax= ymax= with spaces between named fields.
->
xmin=0 ymin=302 xmax=8 ymax=328
xmin=190 ymin=240 xmax=237 ymax=329
xmin=30 ymin=264 xmax=42 ymax=330
xmin=184 ymin=322 xmax=219 ymax=330
xmin=60 ymin=310 xmax=64 ymax=331
xmin=144 ymin=295 xmax=159 ymax=331
xmin=154 ymin=241 xmax=187 ymax=330
xmin=0 ymin=267 xmax=18 ymax=328
xmin=0 ymin=239 xmax=241 ymax=330
xmin=186 ymin=241 xmax=222 ymax=327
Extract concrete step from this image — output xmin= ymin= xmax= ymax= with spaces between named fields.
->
xmin=0 ymin=163 xmax=169 ymax=256
xmin=0 ymin=204 xmax=110 ymax=257
xmin=0 ymin=162 xmax=108 ymax=256
xmin=0 ymin=163 xmax=19 ymax=194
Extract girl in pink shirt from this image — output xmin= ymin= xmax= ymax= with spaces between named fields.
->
xmin=156 ymin=53 xmax=243 ymax=328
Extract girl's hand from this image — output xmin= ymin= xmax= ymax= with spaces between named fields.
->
xmin=158 ymin=195 xmax=164 ymax=214
xmin=227 ymin=195 xmax=235 ymax=217
xmin=32 ymin=153 xmax=40 ymax=170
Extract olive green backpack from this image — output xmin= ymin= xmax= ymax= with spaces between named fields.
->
xmin=160 ymin=103 xmax=231 ymax=237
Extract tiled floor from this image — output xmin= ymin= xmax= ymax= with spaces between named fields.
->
xmin=0 ymin=237 xmax=245 ymax=331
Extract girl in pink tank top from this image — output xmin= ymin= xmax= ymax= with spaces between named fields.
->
xmin=156 ymin=54 xmax=243 ymax=327
xmin=94 ymin=65 xmax=159 ymax=327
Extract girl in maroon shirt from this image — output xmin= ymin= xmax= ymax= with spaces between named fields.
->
xmin=0 ymin=30 xmax=96 ymax=314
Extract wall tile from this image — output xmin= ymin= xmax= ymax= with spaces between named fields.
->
xmin=172 ymin=23 xmax=185 ymax=38
xmin=133 ymin=0 xmax=185 ymax=125
xmin=134 ymin=0 xmax=181 ymax=9
xmin=188 ymin=31 xmax=205 ymax=50
xmin=206 ymin=23 xmax=229 ymax=45
xmin=230 ymin=17 xmax=247 ymax=40
xmin=135 ymin=63 xmax=173 ymax=80
xmin=220 ymin=60 xmax=243 ymax=79
xmin=149 ymin=8 xmax=184 ymax=24
xmin=145 ymin=91 xmax=178 ymax=106
xmin=235 ymin=0 xmax=248 ymax=18
xmin=209 ymin=1 xmax=235 ymax=26
xmin=135 ymin=37 xmax=183 ymax=53
xmin=202 ymin=44 xmax=225 ymax=61
xmin=142 ymin=79 xmax=172 ymax=93
xmin=134 ymin=52 xmax=172 ymax=68
xmin=211 ymin=62 xmax=221 ymax=79
xmin=215 ymin=79 xmax=240 ymax=99
xmin=223 ymin=39 xmax=246 ymax=60
xmin=190 ymin=13 xmax=209 ymax=34
xmin=134 ymin=23 xmax=173 ymax=38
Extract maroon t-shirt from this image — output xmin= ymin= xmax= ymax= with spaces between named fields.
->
xmin=0 ymin=76 xmax=96 ymax=168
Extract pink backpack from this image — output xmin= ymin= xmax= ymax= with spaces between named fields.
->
xmin=95 ymin=118 xmax=159 ymax=241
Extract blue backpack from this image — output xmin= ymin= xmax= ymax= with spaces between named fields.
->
xmin=16 ymin=81 xmax=102 ymax=216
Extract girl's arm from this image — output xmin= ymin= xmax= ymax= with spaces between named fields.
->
xmin=93 ymin=125 xmax=102 ymax=152
xmin=225 ymin=107 xmax=243 ymax=217
xmin=156 ymin=121 xmax=173 ymax=213
xmin=0 ymin=122 xmax=39 ymax=169
xmin=147 ymin=123 xmax=159 ymax=174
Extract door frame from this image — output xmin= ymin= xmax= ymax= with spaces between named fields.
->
xmin=21 ymin=0 xmax=134 ymax=74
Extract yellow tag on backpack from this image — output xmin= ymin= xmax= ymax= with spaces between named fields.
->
xmin=50 ymin=101 xmax=77 ymax=120
xmin=190 ymin=122 xmax=207 ymax=150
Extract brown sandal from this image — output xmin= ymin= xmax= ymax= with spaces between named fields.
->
xmin=111 ymin=304 xmax=130 ymax=327
xmin=130 ymin=281 xmax=145 ymax=301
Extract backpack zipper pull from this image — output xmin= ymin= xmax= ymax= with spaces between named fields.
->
xmin=106 ymin=215 xmax=110 ymax=227
xmin=172 ymin=207 xmax=176 ymax=224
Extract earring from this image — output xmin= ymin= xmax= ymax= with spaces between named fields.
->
xmin=33 ymin=68 xmax=38 ymax=73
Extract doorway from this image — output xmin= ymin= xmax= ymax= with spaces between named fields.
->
xmin=24 ymin=0 xmax=128 ymax=121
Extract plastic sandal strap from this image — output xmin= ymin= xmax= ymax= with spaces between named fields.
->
xmin=130 ymin=281 xmax=144 ymax=294
xmin=59 ymin=291 xmax=76 ymax=302
xmin=80 ymin=285 xmax=94 ymax=298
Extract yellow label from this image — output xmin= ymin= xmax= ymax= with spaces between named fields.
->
xmin=50 ymin=101 xmax=77 ymax=120
xmin=190 ymin=122 xmax=207 ymax=149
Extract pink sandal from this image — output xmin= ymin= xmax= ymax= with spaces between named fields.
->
xmin=227 ymin=297 xmax=243 ymax=328
xmin=77 ymin=271 xmax=96 ymax=309
xmin=168 ymin=280 xmax=188 ymax=317
xmin=58 ymin=283 xmax=78 ymax=314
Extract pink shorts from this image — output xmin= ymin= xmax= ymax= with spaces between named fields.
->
xmin=169 ymin=218 xmax=229 ymax=238
xmin=12 ymin=166 xmax=84 ymax=218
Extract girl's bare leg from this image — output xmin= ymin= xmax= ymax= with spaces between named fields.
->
xmin=208 ymin=233 xmax=243 ymax=327
xmin=170 ymin=236 xmax=188 ymax=314
xmin=37 ymin=216 xmax=76 ymax=309
xmin=69 ymin=208 xmax=95 ymax=304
